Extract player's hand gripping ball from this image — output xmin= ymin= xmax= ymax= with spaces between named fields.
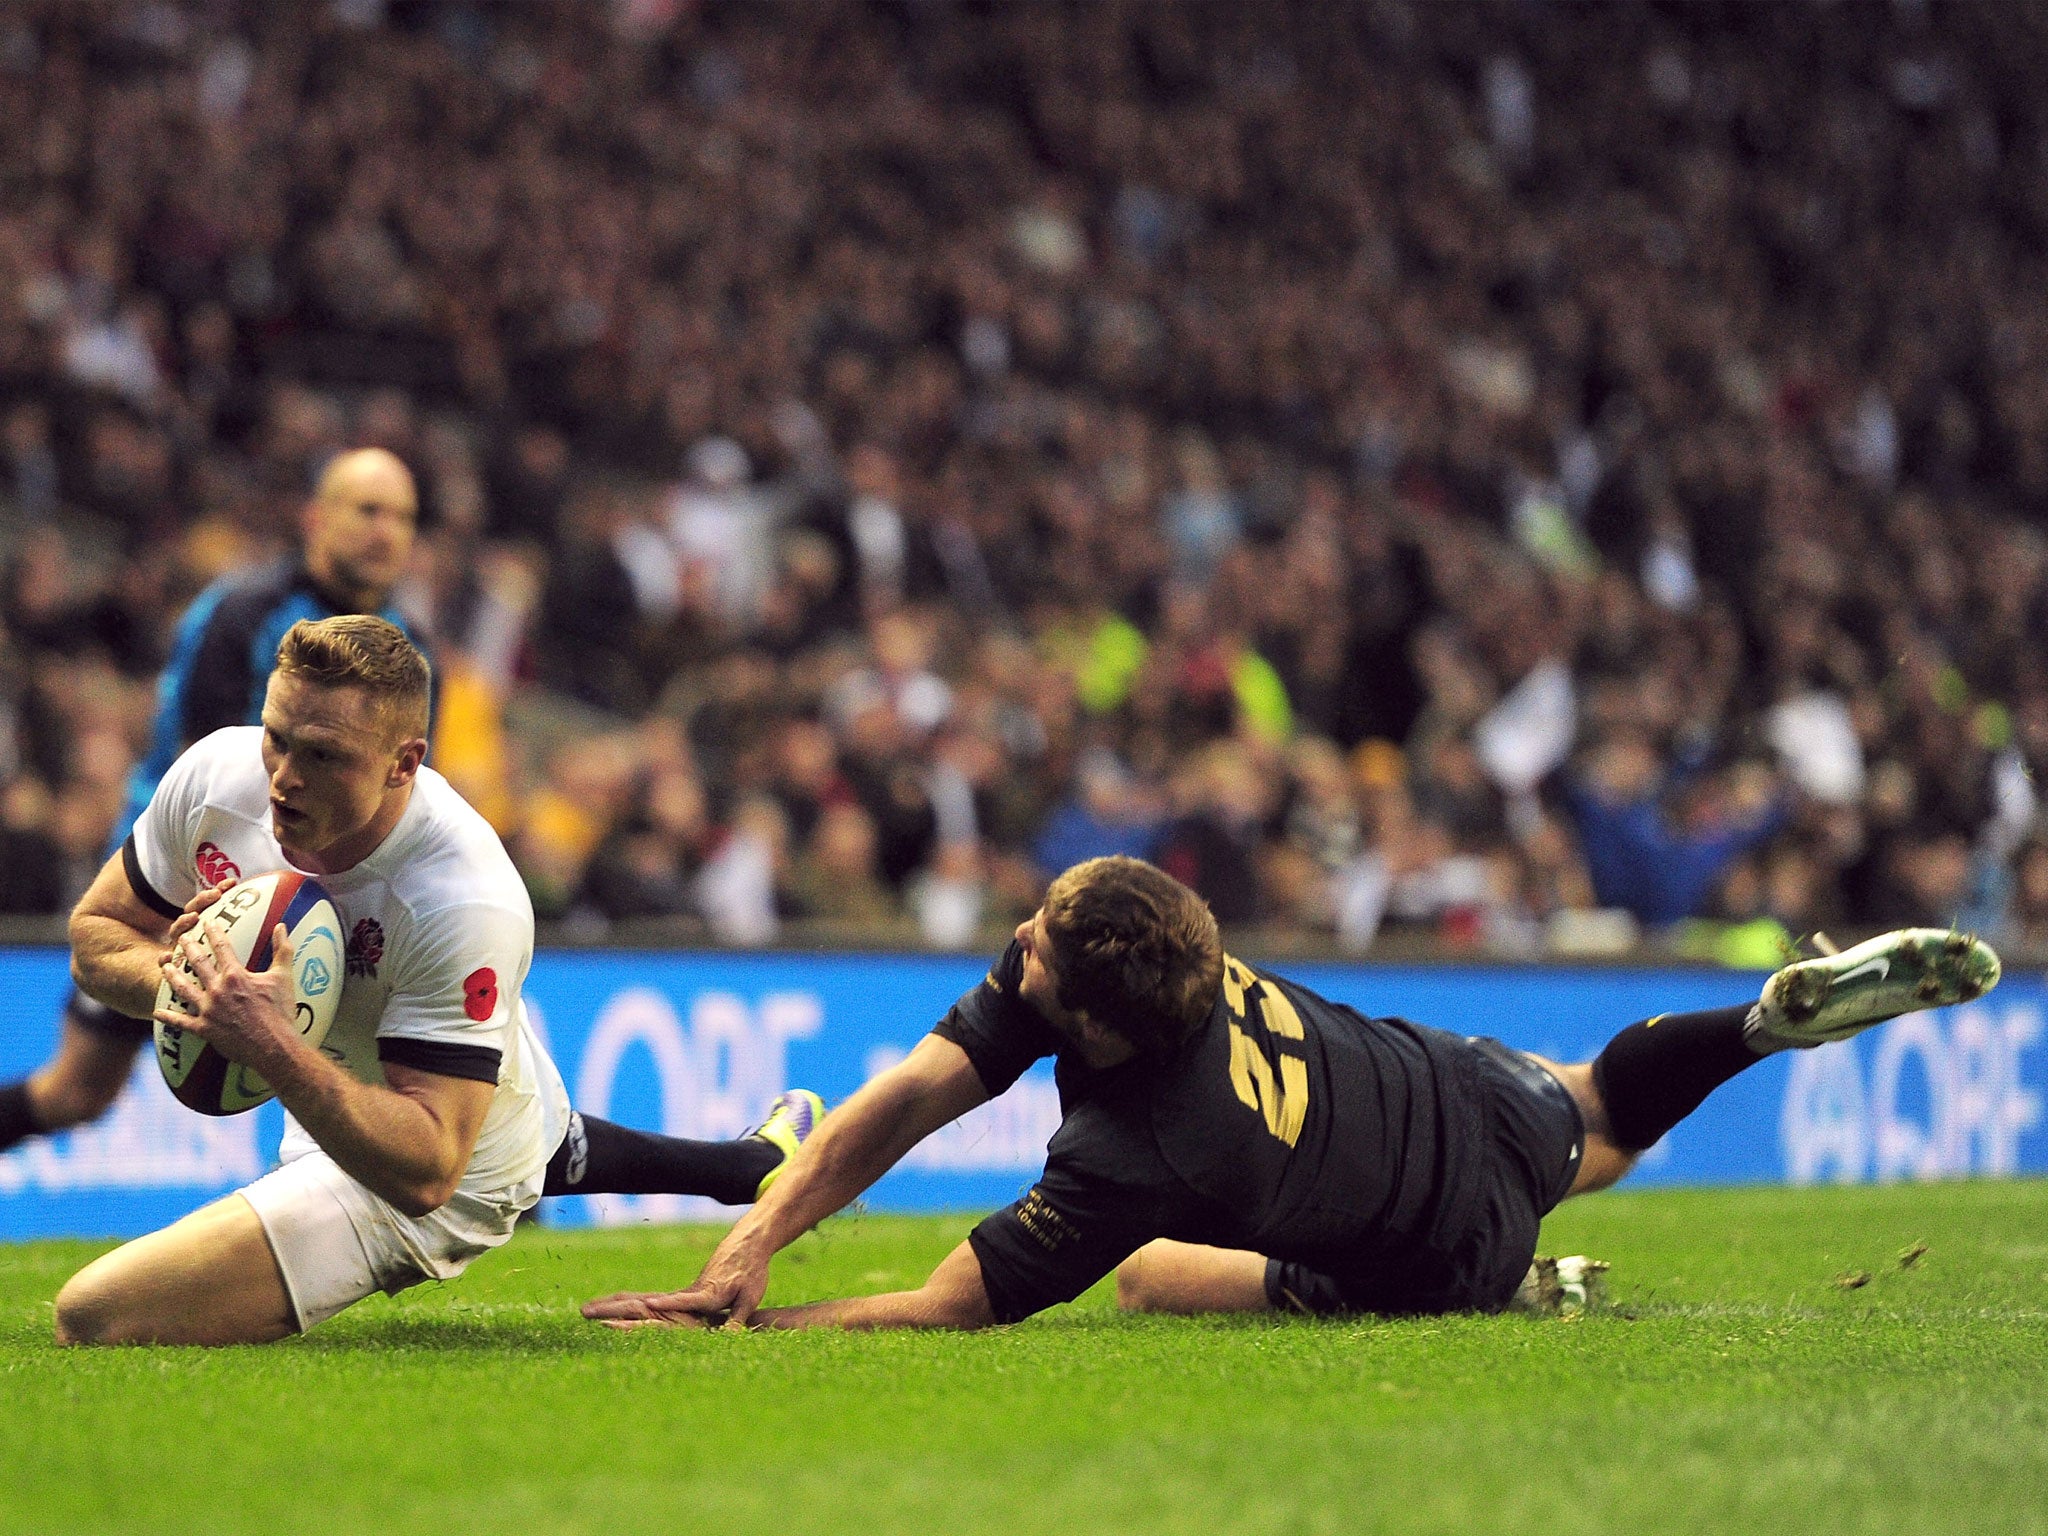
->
xmin=154 ymin=871 xmax=345 ymax=1115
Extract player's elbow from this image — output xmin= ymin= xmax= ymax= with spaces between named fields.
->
xmin=390 ymin=1176 xmax=459 ymax=1218
xmin=67 ymin=947 xmax=106 ymax=1003
xmin=916 ymin=1285 xmax=995 ymax=1331
xmin=381 ymin=1160 xmax=464 ymax=1217
xmin=65 ymin=961 xmax=129 ymax=1026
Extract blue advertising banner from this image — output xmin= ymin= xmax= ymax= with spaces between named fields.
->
xmin=1 ymin=946 xmax=2041 ymax=1240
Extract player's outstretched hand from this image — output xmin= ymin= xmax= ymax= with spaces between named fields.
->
xmin=583 ymin=1239 xmax=774 ymax=1331
xmin=579 ymin=1290 xmax=722 ymax=1331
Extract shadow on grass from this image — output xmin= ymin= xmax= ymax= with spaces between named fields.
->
xmin=290 ymin=1310 xmax=619 ymax=1355
xmin=288 ymin=1302 xmax=1377 ymax=1357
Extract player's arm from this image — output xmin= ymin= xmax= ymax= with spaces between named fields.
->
xmin=748 ymin=1238 xmax=994 ymax=1331
xmin=157 ymin=919 xmax=492 ymax=1215
xmin=597 ymin=1150 xmax=1154 ymax=1334
xmin=583 ymin=1033 xmax=990 ymax=1328
xmin=258 ymin=1049 xmax=492 ymax=1218
xmin=69 ymin=847 xmax=231 ymax=1019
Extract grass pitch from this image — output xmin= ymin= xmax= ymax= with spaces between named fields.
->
xmin=2 ymin=1180 xmax=2044 ymax=1536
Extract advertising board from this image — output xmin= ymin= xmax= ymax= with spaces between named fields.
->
xmin=1 ymin=948 xmax=2039 ymax=1239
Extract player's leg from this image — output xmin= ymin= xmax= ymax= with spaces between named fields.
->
xmin=1115 ymin=1241 xmax=1274 ymax=1315
xmin=0 ymin=995 xmax=148 ymax=1153
xmin=60 ymin=1148 xmax=542 ymax=1346
xmin=1560 ymin=928 xmax=1999 ymax=1198
xmin=1121 ymin=1039 xmax=1601 ymax=1321
xmin=1519 ymin=1056 xmax=1638 ymax=1196
xmin=52 ymin=1194 xmax=296 ymax=1346
xmin=543 ymin=1090 xmax=825 ymax=1204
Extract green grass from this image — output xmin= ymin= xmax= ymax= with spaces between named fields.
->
xmin=2 ymin=1181 xmax=2045 ymax=1536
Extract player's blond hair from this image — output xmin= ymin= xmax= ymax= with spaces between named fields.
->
xmin=1041 ymin=856 xmax=1223 ymax=1057
xmin=275 ymin=615 xmax=430 ymax=742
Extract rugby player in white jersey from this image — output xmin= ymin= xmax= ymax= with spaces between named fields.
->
xmin=51 ymin=615 xmax=815 ymax=1345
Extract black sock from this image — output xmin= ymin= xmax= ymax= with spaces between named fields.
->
xmin=542 ymin=1112 xmax=780 ymax=1204
xmin=66 ymin=990 xmax=124 ymax=1032
xmin=1591 ymin=1005 xmax=1760 ymax=1153
xmin=0 ymin=1080 xmax=41 ymax=1155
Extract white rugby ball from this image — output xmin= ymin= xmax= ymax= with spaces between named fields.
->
xmin=154 ymin=870 xmax=345 ymax=1116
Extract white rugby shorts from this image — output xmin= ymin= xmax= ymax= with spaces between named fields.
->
xmin=239 ymin=1151 xmax=540 ymax=1331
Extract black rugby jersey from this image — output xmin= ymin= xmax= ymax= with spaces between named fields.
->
xmin=936 ymin=941 xmax=1492 ymax=1323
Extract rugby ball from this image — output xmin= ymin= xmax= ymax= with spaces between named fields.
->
xmin=154 ymin=871 xmax=346 ymax=1116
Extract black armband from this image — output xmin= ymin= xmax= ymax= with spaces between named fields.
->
xmin=122 ymin=835 xmax=183 ymax=920
xmin=378 ymin=1037 xmax=503 ymax=1084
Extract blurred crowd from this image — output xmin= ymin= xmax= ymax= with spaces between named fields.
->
xmin=7 ymin=0 xmax=2048 ymax=959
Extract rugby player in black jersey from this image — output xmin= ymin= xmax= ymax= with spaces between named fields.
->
xmin=585 ymin=856 xmax=1999 ymax=1331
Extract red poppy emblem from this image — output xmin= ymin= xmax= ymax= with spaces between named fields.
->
xmin=461 ymin=967 xmax=499 ymax=1022
xmin=195 ymin=842 xmax=241 ymax=885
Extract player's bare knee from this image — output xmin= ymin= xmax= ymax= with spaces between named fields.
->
xmin=1115 ymin=1245 xmax=1197 ymax=1313
xmin=1541 ymin=1059 xmax=1609 ymax=1136
xmin=1115 ymin=1253 xmax=1156 ymax=1312
xmin=52 ymin=1269 xmax=123 ymax=1347
xmin=1561 ymin=1137 xmax=1638 ymax=1199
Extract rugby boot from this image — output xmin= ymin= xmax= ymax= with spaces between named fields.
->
xmin=1508 ymin=1255 xmax=1610 ymax=1317
xmin=748 ymin=1089 xmax=827 ymax=1198
xmin=1745 ymin=929 xmax=2000 ymax=1052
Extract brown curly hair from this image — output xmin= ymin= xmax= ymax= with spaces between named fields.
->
xmin=1040 ymin=856 xmax=1223 ymax=1058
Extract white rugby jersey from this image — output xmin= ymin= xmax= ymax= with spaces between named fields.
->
xmin=128 ymin=726 xmax=570 ymax=1195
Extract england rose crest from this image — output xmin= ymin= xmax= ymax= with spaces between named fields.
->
xmin=347 ymin=917 xmax=385 ymax=978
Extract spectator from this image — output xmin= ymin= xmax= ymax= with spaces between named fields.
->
xmin=0 ymin=777 xmax=64 ymax=914
xmin=1031 ymin=747 xmax=1166 ymax=879
xmin=789 ymin=802 xmax=898 ymax=928
xmin=580 ymin=761 xmax=712 ymax=925
xmin=1564 ymin=735 xmax=1790 ymax=928
xmin=4 ymin=0 xmax=2048 ymax=960
xmin=1152 ymin=740 xmax=1272 ymax=927
xmin=695 ymin=794 xmax=792 ymax=947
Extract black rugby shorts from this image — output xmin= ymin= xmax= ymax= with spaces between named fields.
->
xmin=1264 ymin=1036 xmax=1585 ymax=1317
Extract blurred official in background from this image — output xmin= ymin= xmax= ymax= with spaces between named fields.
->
xmin=0 ymin=448 xmax=423 ymax=1156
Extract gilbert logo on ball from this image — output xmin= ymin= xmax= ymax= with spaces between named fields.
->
xmin=154 ymin=870 xmax=347 ymax=1116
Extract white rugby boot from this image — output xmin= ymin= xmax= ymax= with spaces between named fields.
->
xmin=1509 ymin=1255 xmax=1610 ymax=1317
xmin=1745 ymin=929 xmax=2001 ymax=1053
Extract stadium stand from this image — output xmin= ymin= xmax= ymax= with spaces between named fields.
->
xmin=4 ymin=0 xmax=2048 ymax=960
